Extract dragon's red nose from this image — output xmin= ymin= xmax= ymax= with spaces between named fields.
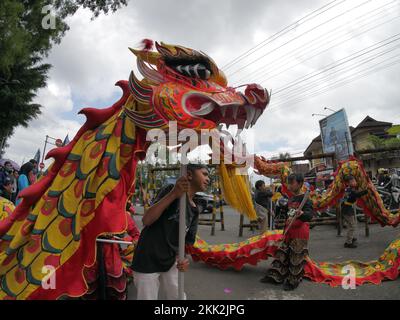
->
xmin=244 ymin=84 xmax=270 ymax=110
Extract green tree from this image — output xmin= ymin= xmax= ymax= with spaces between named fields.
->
xmin=278 ymin=152 xmax=291 ymax=160
xmin=367 ymin=135 xmax=385 ymax=149
xmin=367 ymin=133 xmax=400 ymax=149
xmin=0 ymin=0 xmax=127 ymax=154
xmin=387 ymin=125 xmax=400 ymax=136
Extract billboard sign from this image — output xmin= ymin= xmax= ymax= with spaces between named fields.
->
xmin=319 ymin=109 xmax=354 ymax=161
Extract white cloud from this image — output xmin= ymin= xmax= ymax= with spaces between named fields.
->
xmin=4 ymin=81 xmax=82 ymax=167
xmin=4 ymin=0 xmax=400 ymax=168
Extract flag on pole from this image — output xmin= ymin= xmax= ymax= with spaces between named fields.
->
xmin=63 ymin=134 xmax=70 ymax=146
xmin=33 ymin=149 xmax=41 ymax=164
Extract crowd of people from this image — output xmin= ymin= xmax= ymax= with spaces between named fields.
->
xmin=0 ymin=159 xmax=38 ymax=204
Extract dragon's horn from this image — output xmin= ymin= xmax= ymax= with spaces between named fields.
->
xmin=128 ymin=70 xmax=153 ymax=104
xmin=129 ymin=47 xmax=160 ymax=65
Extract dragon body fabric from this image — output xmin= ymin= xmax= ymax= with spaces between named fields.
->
xmin=0 ymin=41 xmax=269 ymax=299
xmin=189 ymin=156 xmax=400 ymax=287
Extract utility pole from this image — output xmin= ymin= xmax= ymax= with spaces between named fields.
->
xmin=40 ymin=135 xmax=62 ymax=172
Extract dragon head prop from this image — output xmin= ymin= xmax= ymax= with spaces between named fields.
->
xmin=125 ymin=41 xmax=270 ymax=131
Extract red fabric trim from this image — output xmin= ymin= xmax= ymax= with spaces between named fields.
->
xmin=187 ymin=232 xmax=283 ymax=271
xmin=304 ymin=258 xmax=400 ymax=287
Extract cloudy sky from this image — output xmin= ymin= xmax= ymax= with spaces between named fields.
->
xmin=4 ymin=0 xmax=400 ymax=166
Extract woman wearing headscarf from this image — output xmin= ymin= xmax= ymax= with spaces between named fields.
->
xmin=16 ymin=162 xmax=34 ymax=205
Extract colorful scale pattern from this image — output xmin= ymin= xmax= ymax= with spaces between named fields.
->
xmin=0 ymin=107 xmax=139 ymax=299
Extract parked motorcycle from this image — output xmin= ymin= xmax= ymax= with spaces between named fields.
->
xmin=376 ymin=178 xmax=400 ymax=211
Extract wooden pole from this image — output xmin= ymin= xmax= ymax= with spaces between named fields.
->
xmin=178 ymin=164 xmax=187 ymax=300
xmin=336 ymin=203 xmax=342 ymax=236
xmin=217 ymin=172 xmax=225 ymax=231
xmin=211 ymin=190 xmax=217 ymax=236
xmin=40 ymin=135 xmax=48 ymax=174
xmin=239 ymin=214 xmax=244 ymax=237
xmin=365 ymin=215 xmax=370 ymax=237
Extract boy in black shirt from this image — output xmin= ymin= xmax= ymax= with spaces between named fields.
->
xmin=342 ymin=175 xmax=368 ymax=248
xmin=132 ymin=164 xmax=210 ymax=300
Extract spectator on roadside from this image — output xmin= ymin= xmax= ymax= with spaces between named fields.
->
xmin=16 ymin=162 xmax=35 ymax=205
xmin=29 ymin=159 xmax=38 ymax=184
xmin=254 ymin=180 xmax=273 ymax=229
xmin=11 ymin=170 xmax=19 ymax=203
xmin=255 ymin=180 xmax=273 ymax=211
xmin=0 ymin=161 xmax=13 ymax=190
xmin=1 ymin=177 xmax=14 ymax=202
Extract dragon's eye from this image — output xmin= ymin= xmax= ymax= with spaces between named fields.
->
xmin=174 ymin=64 xmax=211 ymax=80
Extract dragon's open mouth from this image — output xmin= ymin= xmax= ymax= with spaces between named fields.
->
xmin=182 ymin=91 xmax=266 ymax=130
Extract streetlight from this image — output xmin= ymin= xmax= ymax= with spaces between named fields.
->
xmin=324 ymin=107 xmax=337 ymax=113
xmin=312 ymin=113 xmax=328 ymax=117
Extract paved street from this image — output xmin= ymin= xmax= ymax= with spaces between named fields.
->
xmin=128 ymin=206 xmax=400 ymax=300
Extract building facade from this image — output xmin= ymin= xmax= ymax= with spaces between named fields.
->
xmin=304 ymin=116 xmax=400 ymax=178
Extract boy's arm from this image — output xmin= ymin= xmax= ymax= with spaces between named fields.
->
xmin=142 ymin=177 xmax=189 ymax=226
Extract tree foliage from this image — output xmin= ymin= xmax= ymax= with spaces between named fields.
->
xmin=367 ymin=133 xmax=400 ymax=149
xmin=0 ymin=0 xmax=128 ymax=152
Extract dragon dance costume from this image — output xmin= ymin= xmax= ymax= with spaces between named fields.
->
xmin=0 ymin=40 xmax=400 ymax=299
xmin=262 ymin=192 xmax=314 ymax=290
xmin=0 ymin=41 xmax=269 ymax=299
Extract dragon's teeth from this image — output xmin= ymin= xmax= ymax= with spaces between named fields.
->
xmin=245 ymin=106 xmax=255 ymax=128
xmin=232 ymin=105 xmax=239 ymax=119
xmin=220 ymin=106 xmax=227 ymax=117
xmin=252 ymin=109 xmax=262 ymax=126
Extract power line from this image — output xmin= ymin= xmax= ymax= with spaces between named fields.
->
xmin=237 ymin=1 xmax=399 ymax=85
xmin=226 ymin=0 xmax=373 ymax=78
xmin=274 ymin=45 xmax=400 ymax=103
xmin=257 ymin=13 xmax=400 ymax=86
xmin=273 ymin=33 xmax=400 ymax=97
xmin=267 ymin=55 xmax=400 ymax=112
xmin=222 ymin=0 xmax=346 ymax=70
xmin=271 ymin=44 xmax=400 ymax=104
xmin=271 ymin=55 xmax=400 ymax=108
xmin=273 ymin=44 xmax=400 ymax=101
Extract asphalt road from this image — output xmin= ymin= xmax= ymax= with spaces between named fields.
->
xmin=128 ymin=206 xmax=400 ymax=300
